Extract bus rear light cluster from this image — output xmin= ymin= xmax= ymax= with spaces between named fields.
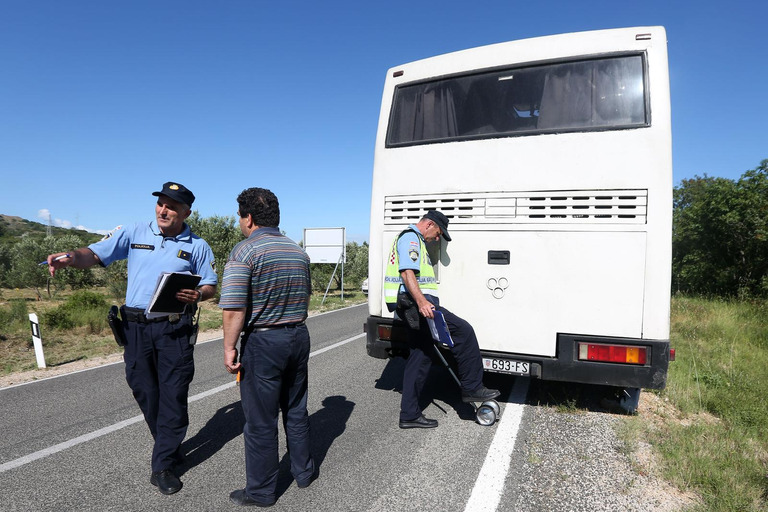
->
xmin=578 ymin=342 xmax=648 ymax=365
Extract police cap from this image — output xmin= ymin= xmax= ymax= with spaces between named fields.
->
xmin=152 ymin=182 xmax=195 ymax=207
xmin=424 ymin=210 xmax=451 ymax=241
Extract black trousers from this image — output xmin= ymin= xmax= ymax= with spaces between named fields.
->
xmin=399 ymin=304 xmax=484 ymax=421
xmin=239 ymin=324 xmax=314 ymax=504
xmin=122 ymin=313 xmax=195 ymax=472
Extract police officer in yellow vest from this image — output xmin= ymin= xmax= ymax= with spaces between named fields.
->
xmin=385 ymin=210 xmax=499 ymax=428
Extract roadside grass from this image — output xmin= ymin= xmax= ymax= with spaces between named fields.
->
xmin=0 ymin=287 xmax=367 ymax=376
xmin=309 ymin=289 xmax=367 ymax=314
xmin=626 ymin=296 xmax=768 ymax=511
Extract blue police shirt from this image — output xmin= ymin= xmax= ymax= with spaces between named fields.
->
xmin=89 ymin=221 xmax=217 ymax=309
xmin=396 ymin=224 xmax=438 ymax=303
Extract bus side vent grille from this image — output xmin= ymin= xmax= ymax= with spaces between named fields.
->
xmin=384 ymin=190 xmax=647 ymax=225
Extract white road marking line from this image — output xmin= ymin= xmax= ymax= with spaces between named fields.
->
xmin=0 ymin=334 xmax=364 ymax=474
xmin=464 ymin=377 xmax=529 ymax=512
xmin=0 ymin=415 xmax=145 ymax=473
xmin=309 ymin=333 xmax=365 ymax=358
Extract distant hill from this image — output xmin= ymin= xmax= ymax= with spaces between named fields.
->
xmin=0 ymin=214 xmax=102 ymax=246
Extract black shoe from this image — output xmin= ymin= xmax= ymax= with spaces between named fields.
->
xmin=150 ymin=469 xmax=182 ymax=495
xmin=461 ymin=386 xmax=501 ymax=403
xmin=229 ymin=489 xmax=275 ymax=507
xmin=296 ymin=467 xmax=318 ymax=489
xmin=399 ymin=415 xmax=438 ymax=429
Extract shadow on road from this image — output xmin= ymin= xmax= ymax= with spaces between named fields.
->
xmin=177 ymin=400 xmax=245 ymax=477
xmin=525 ymin=379 xmax=633 ymax=414
xmin=373 ymin=355 xmax=500 ymax=421
xmin=274 ymin=394 xmax=355 ymax=498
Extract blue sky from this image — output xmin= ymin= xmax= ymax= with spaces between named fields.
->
xmin=1 ymin=1 xmax=764 ymax=243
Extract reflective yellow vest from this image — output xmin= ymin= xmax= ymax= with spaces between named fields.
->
xmin=384 ymin=228 xmax=438 ymax=306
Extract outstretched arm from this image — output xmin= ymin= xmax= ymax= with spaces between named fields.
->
xmin=46 ymin=248 xmax=101 ymax=277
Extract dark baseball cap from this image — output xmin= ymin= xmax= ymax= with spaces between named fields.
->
xmin=424 ymin=210 xmax=451 ymax=241
xmin=152 ymin=182 xmax=195 ymax=207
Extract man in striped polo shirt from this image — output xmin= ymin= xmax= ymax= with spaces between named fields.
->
xmin=220 ymin=187 xmax=316 ymax=508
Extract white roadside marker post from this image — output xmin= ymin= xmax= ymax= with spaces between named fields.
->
xmin=29 ymin=313 xmax=46 ymax=368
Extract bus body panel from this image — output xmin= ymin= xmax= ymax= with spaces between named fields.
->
xmin=436 ymin=230 xmax=647 ymax=357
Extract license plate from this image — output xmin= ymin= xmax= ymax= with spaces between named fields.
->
xmin=482 ymin=357 xmax=530 ymax=375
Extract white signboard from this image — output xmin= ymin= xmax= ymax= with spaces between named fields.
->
xmin=303 ymin=227 xmax=346 ymax=264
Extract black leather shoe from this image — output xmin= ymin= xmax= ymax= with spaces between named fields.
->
xmin=150 ymin=469 xmax=182 ymax=495
xmin=229 ymin=489 xmax=275 ymax=507
xmin=461 ymin=386 xmax=501 ymax=403
xmin=399 ymin=415 xmax=438 ymax=429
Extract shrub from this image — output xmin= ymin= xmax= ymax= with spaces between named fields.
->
xmin=62 ymin=290 xmax=108 ymax=311
xmin=0 ymin=299 xmax=29 ymax=333
xmin=42 ymin=290 xmax=109 ymax=331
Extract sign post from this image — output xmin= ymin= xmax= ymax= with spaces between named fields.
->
xmin=29 ymin=313 xmax=46 ymax=369
xmin=303 ymin=227 xmax=346 ymax=305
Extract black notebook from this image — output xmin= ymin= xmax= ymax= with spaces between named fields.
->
xmin=145 ymin=272 xmax=201 ymax=317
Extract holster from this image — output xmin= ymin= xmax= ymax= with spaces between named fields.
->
xmin=108 ymin=305 xmax=127 ymax=347
xmin=188 ymin=307 xmax=200 ymax=346
xmin=396 ymin=292 xmax=421 ymax=330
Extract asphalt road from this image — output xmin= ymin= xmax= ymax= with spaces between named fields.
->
xmin=0 ymin=304 xmax=676 ymax=512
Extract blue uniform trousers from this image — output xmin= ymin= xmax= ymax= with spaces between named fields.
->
xmin=240 ymin=324 xmax=314 ymax=505
xmin=122 ymin=313 xmax=195 ymax=473
xmin=399 ymin=305 xmax=484 ymax=421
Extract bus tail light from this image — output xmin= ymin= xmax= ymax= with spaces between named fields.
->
xmin=378 ymin=324 xmax=393 ymax=341
xmin=669 ymin=348 xmax=676 ymax=361
xmin=577 ymin=342 xmax=647 ymax=365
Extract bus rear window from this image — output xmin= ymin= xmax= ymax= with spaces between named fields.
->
xmin=386 ymin=54 xmax=647 ymax=147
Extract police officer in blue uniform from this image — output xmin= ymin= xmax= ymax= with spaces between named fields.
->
xmin=47 ymin=182 xmax=217 ymax=495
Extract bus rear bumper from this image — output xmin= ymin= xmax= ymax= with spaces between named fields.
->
xmin=364 ymin=316 xmax=670 ymax=390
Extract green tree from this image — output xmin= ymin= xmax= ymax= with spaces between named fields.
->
xmin=309 ymin=242 xmax=368 ymax=293
xmin=345 ymin=242 xmax=369 ymax=288
xmin=734 ymin=160 xmax=768 ymax=295
xmin=185 ymin=211 xmax=242 ymax=287
xmin=0 ymin=244 xmax=11 ymax=287
xmin=52 ymin=234 xmax=99 ymax=290
xmin=104 ymin=259 xmax=128 ymax=300
xmin=6 ymin=234 xmax=57 ymax=298
xmin=673 ymin=159 xmax=768 ymax=297
xmin=5 ymin=234 xmax=100 ymax=297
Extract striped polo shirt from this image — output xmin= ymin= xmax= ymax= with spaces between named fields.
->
xmin=219 ymin=227 xmax=310 ymax=327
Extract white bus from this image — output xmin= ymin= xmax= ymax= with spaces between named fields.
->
xmin=365 ymin=27 xmax=674 ymax=409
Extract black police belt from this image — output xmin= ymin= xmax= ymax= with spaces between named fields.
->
xmin=122 ymin=306 xmax=191 ymax=324
xmin=251 ymin=322 xmax=305 ymax=332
